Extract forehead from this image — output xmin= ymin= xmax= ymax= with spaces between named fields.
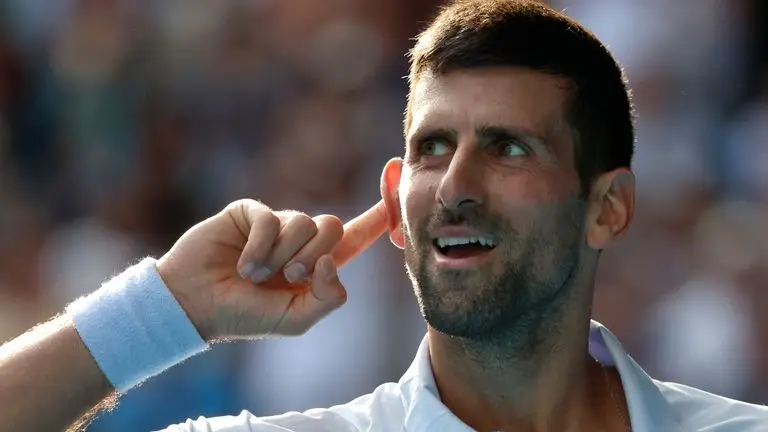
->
xmin=408 ymin=67 xmax=572 ymax=141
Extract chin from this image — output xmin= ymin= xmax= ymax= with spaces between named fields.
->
xmin=416 ymin=282 xmax=503 ymax=339
xmin=427 ymin=267 xmax=476 ymax=287
xmin=423 ymin=307 xmax=502 ymax=340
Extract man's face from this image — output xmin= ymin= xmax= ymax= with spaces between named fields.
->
xmin=400 ymin=67 xmax=589 ymax=340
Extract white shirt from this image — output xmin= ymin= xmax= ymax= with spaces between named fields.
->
xmin=161 ymin=321 xmax=768 ymax=431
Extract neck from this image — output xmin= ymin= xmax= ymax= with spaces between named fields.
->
xmin=428 ymin=284 xmax=625 ymax=431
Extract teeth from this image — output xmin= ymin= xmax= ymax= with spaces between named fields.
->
xmin=436 ymin=236 xmax=496 ymax=248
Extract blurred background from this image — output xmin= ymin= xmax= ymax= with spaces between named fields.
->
xmin=0 ymin=0 xmax=767 ymax=429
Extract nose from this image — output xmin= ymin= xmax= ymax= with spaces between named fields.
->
xmin=436 ymin=149 xmax=486 ymax=211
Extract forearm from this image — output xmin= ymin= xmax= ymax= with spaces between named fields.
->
xmin=0 ymin=314 xmax=115 ymax=431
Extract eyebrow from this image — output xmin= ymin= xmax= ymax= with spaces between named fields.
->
xmin=475 ymin=124 xmax=547 ymax=147
xmin=409 ymin=124 xmax=547 ymax=148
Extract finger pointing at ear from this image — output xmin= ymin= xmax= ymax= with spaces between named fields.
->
xmin=332 ymin=200 xmax=389 ymax=266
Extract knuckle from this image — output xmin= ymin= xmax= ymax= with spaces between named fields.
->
xmin=227 ymin=198 xmax=268 ymax=212
xmin=331 ymin=290 xmax=348 ymax=307
xmin=261 ymin=212 xmax=281 ymax=232
xmin=274 ymin=209 xmax=301 ymax=222
xmin=226 ymin=199 xmax=276 ymax=234
xmin=223 ymin=199 xmax=243 ymax=212
xmin=315 ymin=214 xmax=343 ymax=238
xmin=289 ymin=213 xmax=318 ymax=235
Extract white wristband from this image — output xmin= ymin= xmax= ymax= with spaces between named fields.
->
xmin=67 ymin=257 xmax=210 ymax=393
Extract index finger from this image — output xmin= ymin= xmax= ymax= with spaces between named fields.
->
xmin=332 ymin=200 xmax=389 ymax=266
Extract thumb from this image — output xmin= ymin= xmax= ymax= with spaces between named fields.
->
xmin=289 ymin=255 xmax=347 ymax=332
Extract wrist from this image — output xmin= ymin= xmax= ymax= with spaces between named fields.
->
xmin=67 ymin=257 xmax=210 ymax=393
xmin=155 ymin=255 xmax=215 ymax=342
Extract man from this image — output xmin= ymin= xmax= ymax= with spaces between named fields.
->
xmin=1 ymin=1 xmax=766 ymax=431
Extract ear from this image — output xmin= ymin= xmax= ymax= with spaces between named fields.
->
xmin=381 ymin=158 xmax=405 ymax=249
xmin=585 ymin=168 xmax=635 ymax=250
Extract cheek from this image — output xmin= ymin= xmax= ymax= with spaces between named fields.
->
xmin=399 ymin=170 xmax=438 ymax=228
xmin=490 ymin=172 xmax=579 ymax=237
xmin=499 ymin=169 xmax=577 ymax=206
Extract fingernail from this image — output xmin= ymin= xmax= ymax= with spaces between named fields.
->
xmin=283 ymin=262 xmax=306 ymax=283
xmin=238 ymin=262 xmax=255 ymax=279
xmin=250 ymin=267 xmax=271 ymax=283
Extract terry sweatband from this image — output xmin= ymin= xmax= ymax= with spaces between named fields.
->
xmin=66 ymin=257 xmax=210 ymax=393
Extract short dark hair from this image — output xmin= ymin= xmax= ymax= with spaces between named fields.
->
xmin=406 ymin=0 xmax=635 ymax=196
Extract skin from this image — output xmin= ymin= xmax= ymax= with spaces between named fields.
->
xmin=380 ymin=67 xmax=636 ymax=431
xmin=0 ymin=65 xmax=635 ymax=432
xmin=0 ymin=199 xmax=389 ymax=431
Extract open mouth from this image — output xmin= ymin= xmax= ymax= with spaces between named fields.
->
xmin=434 ymin=236 xmax=497 ymax=259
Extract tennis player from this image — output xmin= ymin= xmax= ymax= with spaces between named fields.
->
xmin=2 ymin=1 xmax=766 ymax=431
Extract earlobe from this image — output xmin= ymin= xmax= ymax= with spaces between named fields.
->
xmin=381 ymin=158 xmax=406 ymax=249
xmin=585 ymin=169 xmax=635 ymax=250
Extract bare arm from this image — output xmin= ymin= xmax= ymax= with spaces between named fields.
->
xmin=0 ymin=314 xmax=115 ymax=431
xmin=0 ymin=199 xmax=387 ymax=431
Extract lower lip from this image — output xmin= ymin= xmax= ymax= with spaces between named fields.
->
xmin=432 ymin=246 xmax=496 ymax=269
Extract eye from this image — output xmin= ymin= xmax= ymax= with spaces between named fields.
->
xmin=419 ymin=139 xmax=451 ymax=157
xmin=496 ymin=141 xmax=528 ymax=158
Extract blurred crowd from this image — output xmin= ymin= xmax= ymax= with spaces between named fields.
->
xmin=0 ymin=0 xmax=767 ymax=430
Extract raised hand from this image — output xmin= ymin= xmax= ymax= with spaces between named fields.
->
xmin=156 ymin=200 xmax=389 ymax=341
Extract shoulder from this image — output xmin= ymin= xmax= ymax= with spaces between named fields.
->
xmin=158 ymin=383 xmax=404 ymax=432
xmin=655 ymin=380 xmax=768 ymax=430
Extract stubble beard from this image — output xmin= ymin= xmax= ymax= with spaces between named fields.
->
xmin=403 ymin=200 xmax=587 ymax=362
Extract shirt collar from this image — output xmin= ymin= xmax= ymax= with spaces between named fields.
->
xmin=398 ymin=331 xmax=474 ymax=431
xmin=397 ymin=320 xmax=684 ymax=432
xmin=590 ymin=321 xmax=684 ymax=432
